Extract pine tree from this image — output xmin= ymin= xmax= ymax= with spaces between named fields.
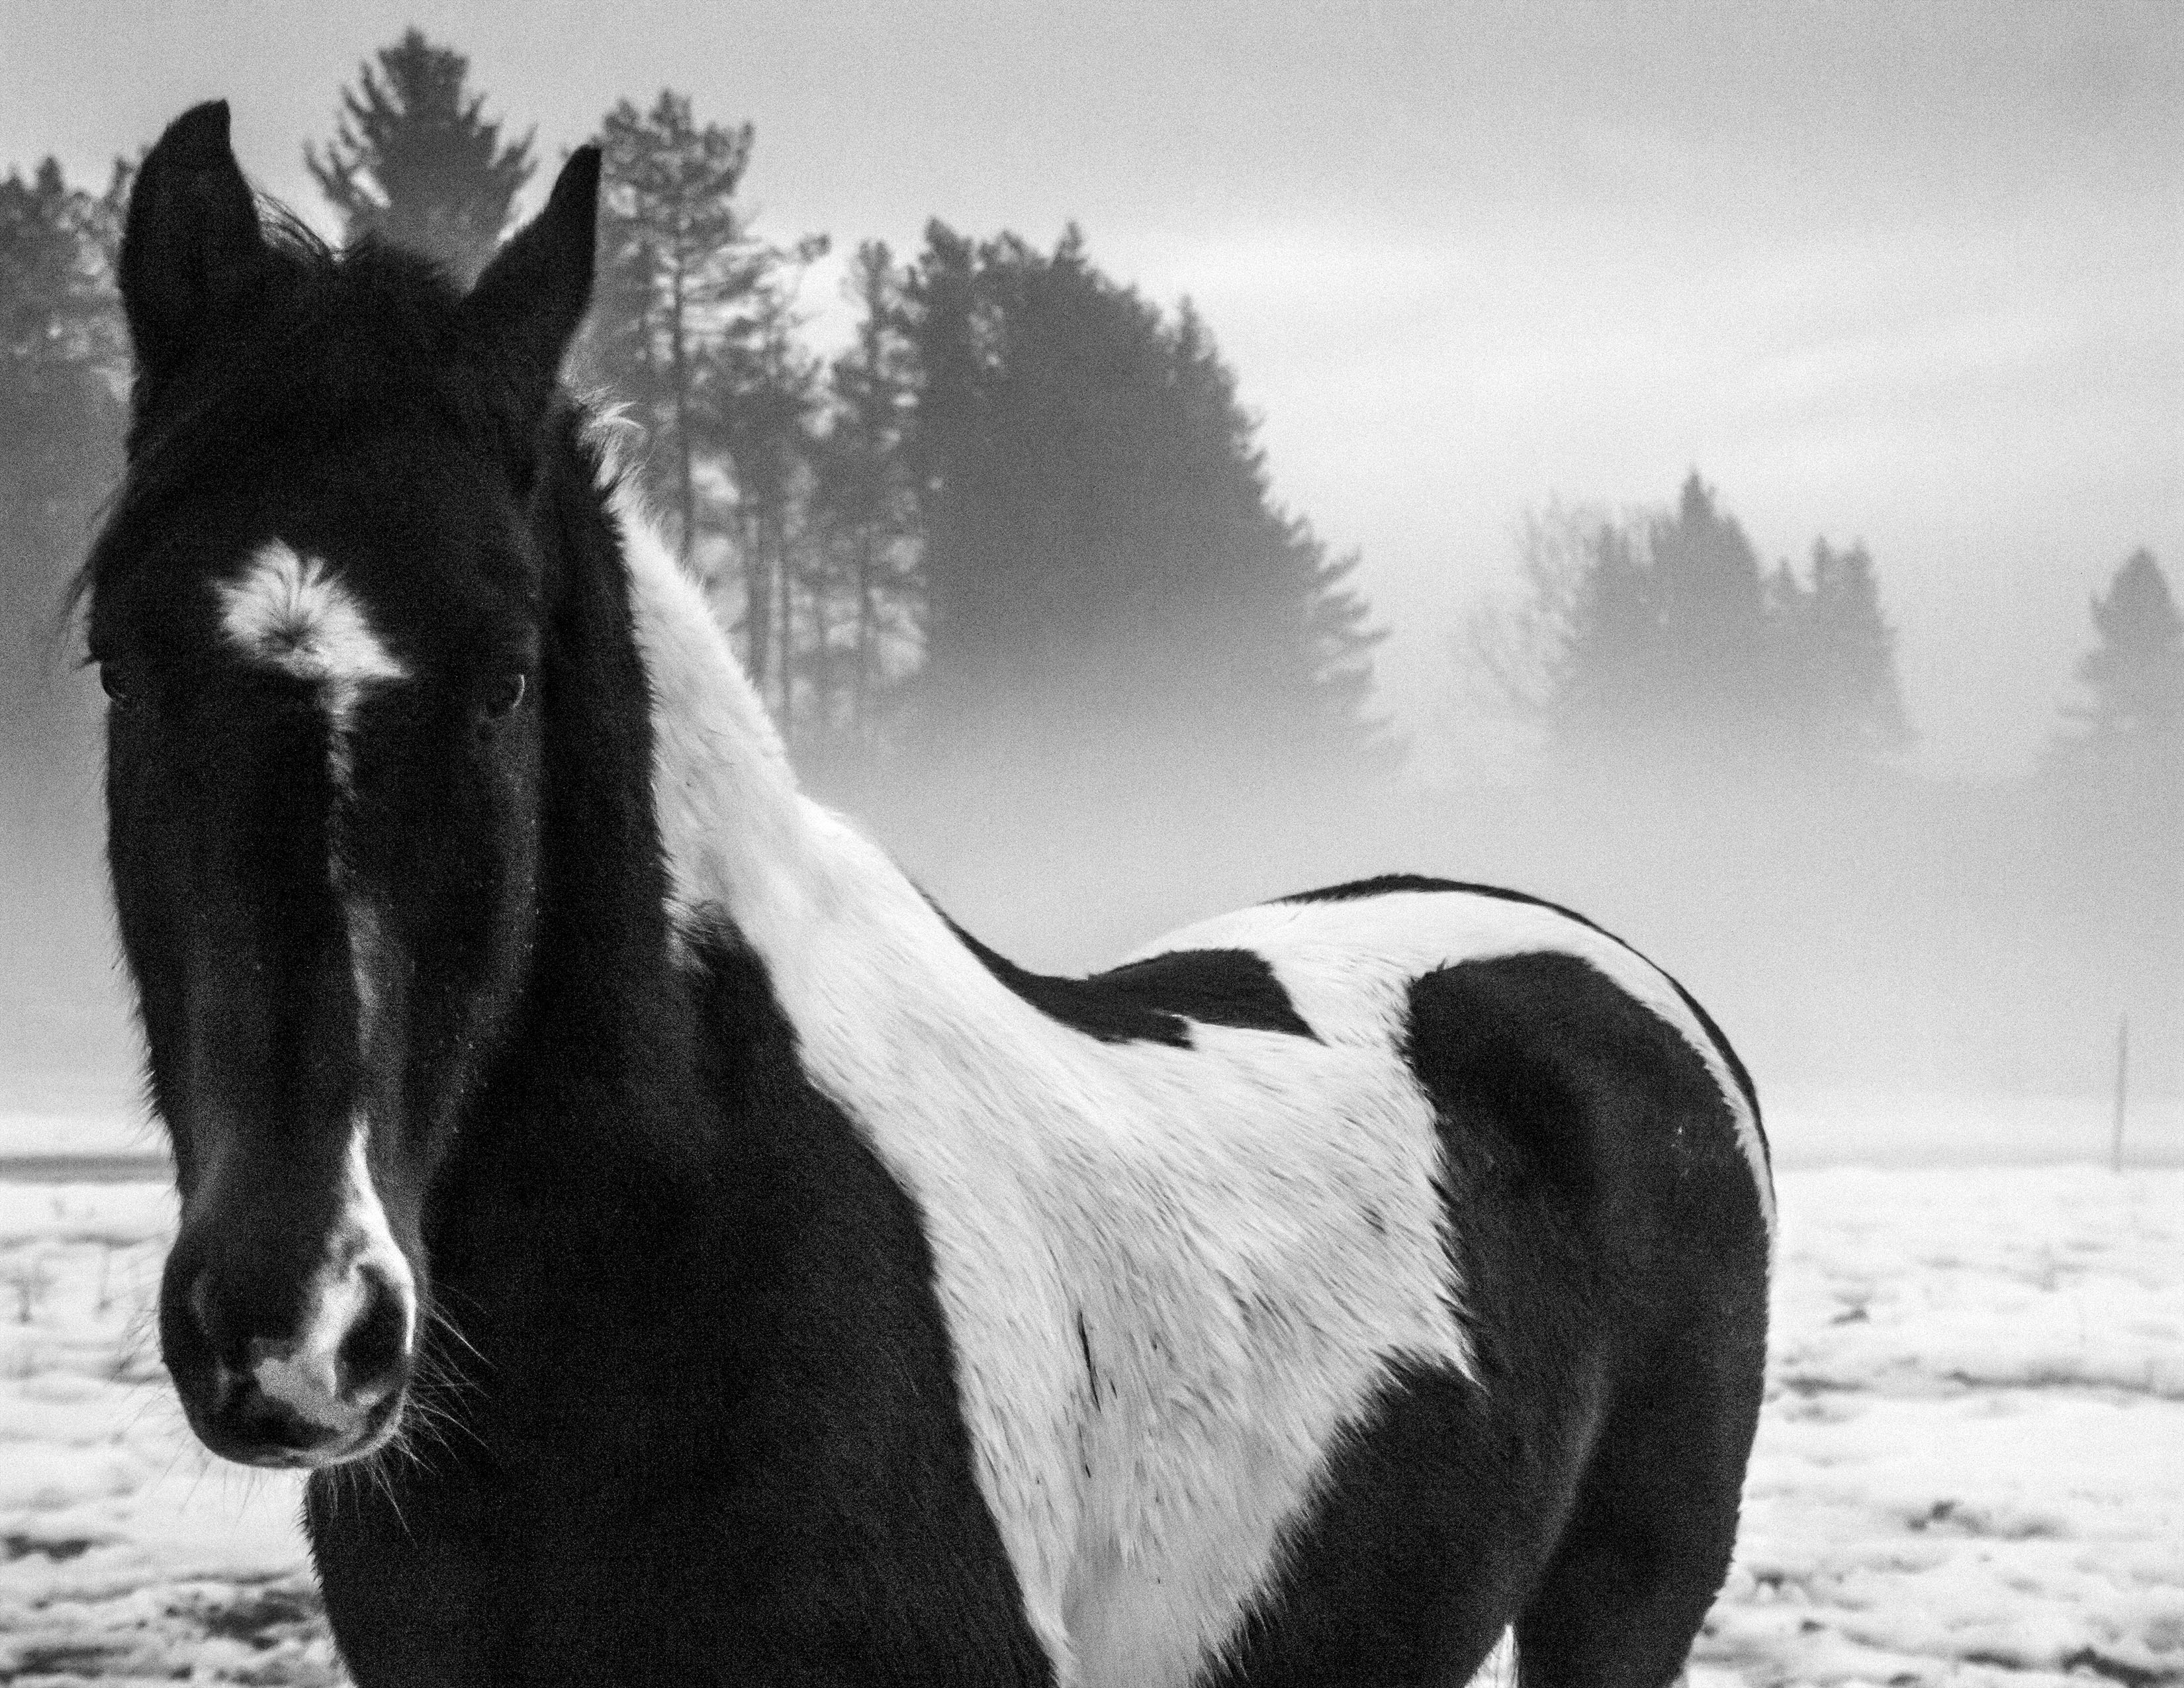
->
xmin=1534 ymin=475 xmax=1774 ymax=757
xmin=1 ymin=156 xmax=128 ymax=733
xmin=1547 ymin=518 xmax=1659 ymax=750
xmin=803 ymin=242 xmax=923 ymax=760
xmin=0 ymin=155 xmax=133 ymax=1093
xmin=588 ymin=92 xmax=756 ymax=572
xmin=305 ymin=29 xmax=534 ymax=284
xmin=585 ymin=92 xmax=825 ymax=722
xmin=2044 ymin=549 xmax=2183 ymax=894
xmin=713 ymin=276 xmax=822 ymax=725
xmin=1508 ymin=475 xmax=1908 ymax=769
xmin=1646 ymin=472 xmax=1770 ymax=731
xmin=1799 ymin=539 xmax=1909 ymax=757
xmin=2072 ymin=549 xmax=2184 ymax=741
xmin=900 ymin=224 xmax=1384 ymax=771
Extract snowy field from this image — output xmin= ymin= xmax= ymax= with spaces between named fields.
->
xmin=0 ymin=1159 xmax=2178 ymax=1684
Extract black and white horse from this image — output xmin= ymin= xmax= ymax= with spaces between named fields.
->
xmin=85 ymin=102 xmax=1772 ymax=1687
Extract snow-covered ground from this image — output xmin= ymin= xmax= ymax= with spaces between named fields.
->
xmin=1 ymin=1161 xmax=2178 ymax=1684
xmin=1698 ymin=1166 xmax=2183 ymax=1688
xmin=0 ymin=1181 xmax=337 ymax=1684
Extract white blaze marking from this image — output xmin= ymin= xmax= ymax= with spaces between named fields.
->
xmin=346 ymin=895 xmax=391 ymax=1061
xmin=250 ymin=1117 xmax=415 ymax=1430
xmin=211 ymin=547 xmax=414 ymax=1446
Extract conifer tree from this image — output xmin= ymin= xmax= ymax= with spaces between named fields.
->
xmin=805 ymin=242 xmax=923 ymax=757
xmin=586 ymin=91 xmax=825 ymax=716
xmin=1547 ymin=519 xmax=1659 ymax=749
xmin=1 ymin=156 xmax=128 ymax=733
xmin=306 ymin=29 xmax=534 ymax=284
xmin=1646 ymin=472 xmax=1770 ymax=729
xmin=2071 ymin=549 xmax=2184 ymax=741
xmin=900 ymin=224 xmax=1384 ymax=772
xmin=0 ymin=154 xmax=133 ymax=1086
xmin=1798 ymin=539 xmax=1909 ymax=756
xmin=1531 ymin=475 xmax=1775 ymax=756
xmin=714 ymin=276 xmax=821 ymax=722
xmin=2045 ymin=549 xmax=2183 ymax=879
xmin=1507 ymin=475 xmax=1908 ymax=769
xmin=588 ymin=92 xmax=758 ymax=573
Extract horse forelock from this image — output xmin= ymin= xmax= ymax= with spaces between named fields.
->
xmin=83 ymin=238 xmax=539 ymax=625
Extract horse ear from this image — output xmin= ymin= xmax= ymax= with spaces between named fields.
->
xmin=462 ymin=146 xmax=601 ymax=414
xmin=120 ymin=101 xmax=265 ymax=387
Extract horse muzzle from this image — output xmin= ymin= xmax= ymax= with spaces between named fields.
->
xmin=167 ymin=1248 xmax=416 ymax=1468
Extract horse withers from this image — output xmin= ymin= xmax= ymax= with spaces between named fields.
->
xmin=85 ymin=100 xmax=1772 ymax=1687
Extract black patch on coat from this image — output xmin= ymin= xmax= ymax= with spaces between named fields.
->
xmin=1277 ymin=873 xmax=1767 ymax=1170
xmin=941 ymin=918 xmax=1316 ymax=1045
xmin=1206 ymin=952 xmax=1770 ymax=1687
xmin=1097 ymin=948 xmax=1316 ymax=1039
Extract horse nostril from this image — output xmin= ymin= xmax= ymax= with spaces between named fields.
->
xmin=179 ymin=1268 xmax=239 ymax=1370
xmin=338 ymin=1266 xmax=409 ymax=1395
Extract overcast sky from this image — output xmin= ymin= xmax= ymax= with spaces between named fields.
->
xmin=5 ymin=0 xmax=2178 ymax=777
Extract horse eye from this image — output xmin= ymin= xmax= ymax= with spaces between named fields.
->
xmin=99 ymin=663 xmax=133 ymax=706
xmin=479 ymin=669 xmax=528 ymax=721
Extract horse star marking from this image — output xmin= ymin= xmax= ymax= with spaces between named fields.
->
xmin=217 ymin=541 xmax=408 ymax=717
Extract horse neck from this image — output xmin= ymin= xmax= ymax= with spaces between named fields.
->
xmin=614 ymin=483 xmax=933 ymax=997
xmin=497 ymin=446 xmax=981 ymax=1210
xmin=490 ymin=452 xmax=880 ymax=1125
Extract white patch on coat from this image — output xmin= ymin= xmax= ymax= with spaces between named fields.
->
xmin=621 ymin=492 xmax=1459 ymax=1683
xmin=345 ymin=896 xmax=387 ymax=1051
xmin=613 ymin=489 xmax=1764 ymax=1684
xmin=1129 ymin=894 xmax=1776 ymax=1239
xmin=250 ymin=1118 xmax=415 ymax=1435
xmin=216 ymin=541 xmax=408 ymax=786
xmin=1466 ymin=1626 xmax=1518 ymax=1688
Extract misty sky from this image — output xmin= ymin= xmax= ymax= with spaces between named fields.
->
xmin=5 ymin=0 xmax=2177 ymax=778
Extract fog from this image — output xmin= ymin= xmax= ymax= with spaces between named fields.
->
xmin=15 ymin=661 xmax=2177 ymax=1166
xmin=6 ymin=481 xmax=2183 ymax=1182
xmin=3 ymin=0 xmax=2180 ymax=1168
xmin=851 ymin=717 xmax=2181 ymax=1116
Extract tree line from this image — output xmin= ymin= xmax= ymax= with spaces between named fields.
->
xmin=263 ymin=30 xmax=1382 ymax=785
xmin=5 ymin=26 xmax=2177 ymax=800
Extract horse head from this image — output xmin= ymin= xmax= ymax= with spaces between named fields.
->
xmin=86 ymin=102 xmax=601 ymax=1467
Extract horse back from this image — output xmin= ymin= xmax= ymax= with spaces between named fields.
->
xmin=1107 ymin=878 xmax=1771 ymax=1685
